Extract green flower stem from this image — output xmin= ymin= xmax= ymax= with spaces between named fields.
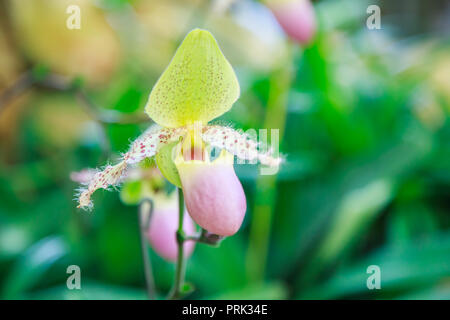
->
xmin=168 ymin=188 xmax=187 ymax=299
xmin=246 ymin=42 xmax=295 ymax=282
xmin=167 ymin=192 xmax=221 ymax=300
xmin=138 ymin=199 xmax=156 ymax=299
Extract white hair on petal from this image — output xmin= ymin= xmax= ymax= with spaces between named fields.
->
xmin=201 ymin=125 xmax=282 ymax=167
xmin=76 ymin=126 xmax=186 ymax=210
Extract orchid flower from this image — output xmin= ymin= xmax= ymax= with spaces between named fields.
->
xmin=76 ymin=29 xmax=281 ymax=236
xmin=146 ymin=192 xmax=196 ymax=262
xmin=267 ymin=0 xmax=317 ymax=45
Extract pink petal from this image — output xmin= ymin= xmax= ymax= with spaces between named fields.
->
xmin=269 ymin=0 xmax=317 ymax=45
xmin=147 ymin=203 xmax=196 ymax=263
xmin=176 ymin=152 xmax=247 ymax=236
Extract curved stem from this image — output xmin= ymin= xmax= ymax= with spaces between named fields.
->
xmin=0 ymin=71 xmax=35 ymax=113
xmin=139 ymin=199 xmax=156 ymax=299
xmin=167 ymin=188 xmax=187 ymax=299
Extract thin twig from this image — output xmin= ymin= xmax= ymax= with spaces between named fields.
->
xmin=184 ymin=228 xmax=223 ymax=246
xmin=0 ymin=71 xmax=35 ymax=113
xmin=0 ymin=69 xmax=150 ymax=124
xmin=167 ymin=188 xmax=187 ymax=300
xmin=139 ymin=199 xmax=156 ymax=300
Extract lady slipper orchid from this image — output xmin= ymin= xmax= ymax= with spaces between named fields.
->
xmin=147 ymin=194 xmax=196 ymax=262
xmin=175 ymin=138 xmax=247 ymax=236
xmin=76 ymin=29 xmax=280 ymax=236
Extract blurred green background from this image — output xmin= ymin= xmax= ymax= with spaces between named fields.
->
xmin=0 ymin=0 xmax=449 ymax=300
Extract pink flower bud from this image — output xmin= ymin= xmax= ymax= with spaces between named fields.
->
xmin=147 ymin=198 xmax=196 ymax=262
xmin=176 ymin=149 xmax=247 ymax=236
xmin=268 ymin=0 xmax=317 ymax=45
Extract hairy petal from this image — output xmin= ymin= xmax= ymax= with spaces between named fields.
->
xmin=202 ymin=125 xmax=281 ymax=167
xmin=77 ymin=126 xmax=185 ymax=209
xmin=77 ymin=161 xmax=127 ymax=209
xmin=125 ymin=126 xmax=184 ymax=164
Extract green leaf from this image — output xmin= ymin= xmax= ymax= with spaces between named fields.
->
xmin=298 ymin=233 xmax=450 ymax=299
xmin=314 ymin=179 xmax=394 ymax=263
xmin=2 ymin=236 xmax=68 ymax=299
xmin=156 ymin=141 xmax=182 ymax=187
xmin=119 ymin=180 xmax=143 ymax=205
